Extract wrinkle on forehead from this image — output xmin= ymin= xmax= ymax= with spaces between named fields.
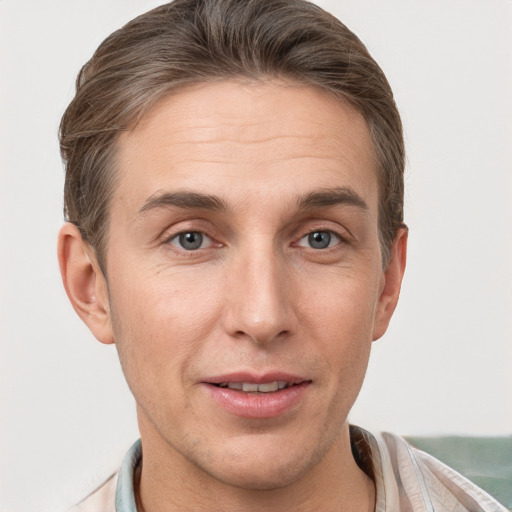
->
xmin=114 ymin=79 xmax=379 ymax=224
xmin=120 ymin=79 xmax=372 ymax=151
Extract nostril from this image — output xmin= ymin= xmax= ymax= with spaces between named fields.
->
xmin=232 ymin=329 xmax=290 ymax=344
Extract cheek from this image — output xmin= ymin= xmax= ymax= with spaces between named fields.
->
xmin=108 ymin=267 xmax=224 ymax=390
xmin=300 ymin=268 xmax=381 ymax=341
xmin=297 ymin=269 xmax=379 ymax=389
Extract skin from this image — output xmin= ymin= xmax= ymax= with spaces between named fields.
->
xmin=59 ymin=80 xmax=407 ymax=511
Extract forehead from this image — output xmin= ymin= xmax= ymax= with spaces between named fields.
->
xmin=114 ymin=80 xmax=378 ymax=216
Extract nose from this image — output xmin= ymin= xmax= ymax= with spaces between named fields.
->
xmin=222 ymin=244 xmax=296 ymax=345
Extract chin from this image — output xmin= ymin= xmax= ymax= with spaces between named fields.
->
xmin=199 ymin=438 xmax=321 ymax=491
xmin=213 ymin=459 xmax=308 ymax=491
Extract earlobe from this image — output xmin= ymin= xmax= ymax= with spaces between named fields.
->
xmin=372 ymin=227 xmax=408 ymax=341
xmin=57 ymin=223 xmax=114 ymax=344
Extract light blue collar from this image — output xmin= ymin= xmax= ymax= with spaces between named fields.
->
xmin=115 ymin=439 xmax=142 ymax=511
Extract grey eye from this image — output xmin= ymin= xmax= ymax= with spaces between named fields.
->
xmin=297 ymin=230 xmax=341 ymax=249
xmin=308 ymin=231 xmax=332 ymax=249
xmin=172 ymin=231 xmax=206 ymax=250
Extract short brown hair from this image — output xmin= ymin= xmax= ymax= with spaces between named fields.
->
xmin=60 ymin=0 xmax=404 ymax=270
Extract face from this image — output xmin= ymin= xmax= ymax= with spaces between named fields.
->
xmin=100 ymin=80 xmax=403 ymax=489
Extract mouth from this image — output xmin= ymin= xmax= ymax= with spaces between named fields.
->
xmin=212 ymin=380 xmax=306 ymax=393
xmin=203 ymin=374 xmax=311 ymax=418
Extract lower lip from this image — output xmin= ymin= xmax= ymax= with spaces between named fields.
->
xmin=204 ymin=383 xmax=310 ymax=419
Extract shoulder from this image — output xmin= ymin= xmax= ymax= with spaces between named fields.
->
xmin=68 ymin=439 xmax=141 ymax=512
xmin=373 ymin=430 xmax=508 ymax=511
xmin=68 ymin=472 xmax=118 ymax=512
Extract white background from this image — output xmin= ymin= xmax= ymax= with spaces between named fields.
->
xmin=1 ymin=1 xmax=511 ymax=510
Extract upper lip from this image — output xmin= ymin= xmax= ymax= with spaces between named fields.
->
xmin=202 ymin=372 xmax=309 ymax=385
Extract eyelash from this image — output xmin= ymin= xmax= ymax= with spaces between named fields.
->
xmin=164 ymin=231 xmax=218 ymax=251
xmin=296 ymin=230 xmax=343 ymax=250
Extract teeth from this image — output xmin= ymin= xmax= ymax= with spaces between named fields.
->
xmin=257 ymin=382 xmax=279 ymax=392
xmin=241 ymin=382 xmax=259 ymax=392
xmin=218 ymin=381 xmax=291 ymax=392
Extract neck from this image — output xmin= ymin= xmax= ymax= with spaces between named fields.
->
xmin=135 ymin=417 xmax=375 ymax=512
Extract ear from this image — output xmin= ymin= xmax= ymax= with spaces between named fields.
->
xmin=58 ymin=222 xmax=114 ymax=344
xmin=372 ymin=227 xmax=408 ymax=341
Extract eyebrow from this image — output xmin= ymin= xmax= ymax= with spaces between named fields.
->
xmin=297 ymin=187 xmax=369 ymax=211
xmin=138 ymin=191 xmax=228 ymax=215
xmin=138 ymin=186 xmax=368 ymax=217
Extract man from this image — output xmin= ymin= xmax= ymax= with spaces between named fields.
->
xmin=57 ymin=0 xmax=506 ymax=510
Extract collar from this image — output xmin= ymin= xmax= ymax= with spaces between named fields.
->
xmin=115 ymin=439 xmax=142 ymax=512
